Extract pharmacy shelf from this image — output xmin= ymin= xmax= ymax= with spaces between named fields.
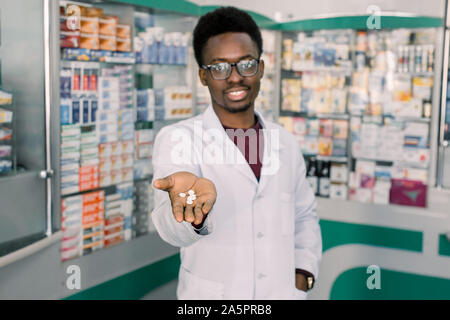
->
xmin=279 ymin=110 xmax=350 ymax=120
xmin=304 ymin=154 xmax=348 ymax=163
xmin=282 ymin=66 xmax=353 ymax=74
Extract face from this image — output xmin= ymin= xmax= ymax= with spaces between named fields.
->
xmin=199 ymin=32 xmax=264 ymax=114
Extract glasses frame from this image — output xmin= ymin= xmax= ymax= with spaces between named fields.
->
xmin=201 ymin=58 xmax=261 ymax=80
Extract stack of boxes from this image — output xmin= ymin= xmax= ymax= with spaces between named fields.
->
xmin=61 ymin=190 xmax=105 ymax=261
xmin=79 ymin=126 xmax=100 ymax=192
xmin=60 ymin=4 xmax=133 ymax=62
xmin=61 ymin=125 xmax=81 ymax=196
xmin=0 ymin=90 xmax=13 ymax=174
xmin=134 ymin=11 xmax=190 ymax=66
xmin=153 ymin=86 xmax=193 ymax=120
xmin=104 ymin=183 xmax=133 ymax=248
xmin=279 ymin=116 xmax=348 ymax=158
xmin=136 ymin=89 xmax=155 ymax=122
xmin=134 ymin=125 xmax=154 ymax=180
xmin=133 ymin=180 xmax=155 ymax=237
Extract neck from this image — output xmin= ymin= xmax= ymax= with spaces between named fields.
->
xmin=212 ymin=103 xmax=256 ymax=129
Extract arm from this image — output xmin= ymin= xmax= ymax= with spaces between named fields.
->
xmin=293 ymin=147 xmax=323 ymax=289
xmin=151 ymin=126 xmax=215 ymax=247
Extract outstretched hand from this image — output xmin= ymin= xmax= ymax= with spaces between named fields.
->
xmin=153 ymin=171 xmax=217 ymax=225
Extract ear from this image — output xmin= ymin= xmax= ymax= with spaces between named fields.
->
xmin=199 ymin=68 xmax=208 ymax=86
xmin=259 ymin=59 xmax=265 ymax=79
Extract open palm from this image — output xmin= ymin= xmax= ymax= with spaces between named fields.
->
xmin=153 ymin=171 xmax=217 ymax=225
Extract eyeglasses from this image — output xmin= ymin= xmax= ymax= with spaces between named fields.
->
xmin=201 ymin=59 xmax=260 ymax=80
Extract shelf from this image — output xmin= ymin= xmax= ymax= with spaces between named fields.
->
xmin=282 ymin=66 xmax=352 ymax=74
xmin=304 ymin=154 xmax=348 ymax=163
xmin=351 ymin=114 xmax=432 ymax=123
xmin=280 ymin=111 xmax=349 ymax=120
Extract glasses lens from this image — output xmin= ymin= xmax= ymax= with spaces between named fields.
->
xmin=237 ymin=59 xmax=258 ymax=77
xmin=210 ymin=63 xmax=230 ymax=80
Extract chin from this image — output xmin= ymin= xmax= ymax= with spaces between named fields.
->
xmin=222 ymin=101 xmax=252 ymax=114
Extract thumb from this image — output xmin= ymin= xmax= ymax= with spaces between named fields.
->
xmin=153 ymin=175 xmax=174 ymax=191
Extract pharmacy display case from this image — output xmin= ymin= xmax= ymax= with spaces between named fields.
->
xmin=57 ymin=0 xmax=200 ymax=264
xmin=437 ymin=2 xmax=450 ymax=188
xmin=0 ymin=0 xmax=56 ymax=256
xmin=277 ymin=16 xmax=443 ymax=209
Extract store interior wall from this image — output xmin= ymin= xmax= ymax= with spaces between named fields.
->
xmin=191 ymin=0 xmax=446 ymax=21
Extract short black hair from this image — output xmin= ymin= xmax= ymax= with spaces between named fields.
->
xmin=193 ymin=6 xmax=263 ymax=66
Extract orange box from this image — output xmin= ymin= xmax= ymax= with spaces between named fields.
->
xmin=99 ymin=35 xmax=116 ymax=51
xmin=116 ymin=24 xmax=131 ymax=38
xmin=82 ymin=209 xmax=104 ymax=226
xmin=104 ymin=232 xmax=124 ymax=248
xmin=86 ymin=7 xmax=103 ymax=18
xmin=80 ymin=33 xmax=99 ymax=50
xmin=116 ymin=37 xmax=131 ymax=52
xmin=82 ymin=230 xmax=103 ymax=240
xmin=99 ymin=17 xmax=117 ymax=36
xmin=83 ymin=201 xmax=104 ymax=215
xmin=82 ymin=190 xmax=104 ymax=205
xmin=104 ymin=225 xmax=123 ymax=236
xmin=79 ymin=165 xmax=99 ymax=175
xmin=80 ymin=17 xmax=99 ymax=34
xmin=82 ymin=220 xmax=104 ymax=232
xmin=105 ymin=215 xmax=123 ymax=226
xmin=79 ymin=172 xmax=99 ymax=183
xmin=79 ymin=179 xmax=99 ymax=192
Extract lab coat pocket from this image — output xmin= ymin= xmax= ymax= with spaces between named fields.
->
xmin=177 ymin=266 xmax=225 ymax=300
xmin=280 ymin=192 xmax=295 ymax=235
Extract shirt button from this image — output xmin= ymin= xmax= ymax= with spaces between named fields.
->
xmin=257 ymin=232 xmax=264 ymax=239
xmin=257 ymin=273 xmax=266 ymax=279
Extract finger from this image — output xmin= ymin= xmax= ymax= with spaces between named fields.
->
xmin=202 ymin=199 xmax=215 ymax=214
xmin=172 ymin=200 xmax=185 ymax=223
xmin=193 ymin=202 xmax=204 ymax=225
xmin=184 ymin=204 xmax=195 ymax=223
xmin=153 ymin=175 xmax=174 ymax=191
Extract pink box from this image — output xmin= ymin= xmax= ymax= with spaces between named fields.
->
xmin=389 ymin=179 xmax=427 ymax=208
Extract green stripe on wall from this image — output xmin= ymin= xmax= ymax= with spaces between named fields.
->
xmin=274 ymin=15 xmax=442 ymax=31
xmin=320 ymin=220 xmax=423 ymax=253
xmin=330 ymin=267 xmax=450 ymax=300
xmin=439 ymin=234 xmax=450 ymax=257
xmin=111 ymin=0 xmax=200 ymax=16
xmin=65 ymin=254 xmax=181 ymax=300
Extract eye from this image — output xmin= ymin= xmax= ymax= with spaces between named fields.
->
xmin=239 ymin=60 xmax=255 ymax=69
xmin=212 ymin=63 xmax=227 ymax=72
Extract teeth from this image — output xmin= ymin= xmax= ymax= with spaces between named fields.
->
xmin=229 ymin=91 xmax=244 ymax=96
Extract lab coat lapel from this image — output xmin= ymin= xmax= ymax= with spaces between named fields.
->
xmin=202 ymin=106 xmax=259 ymax=186
xmin=254 ymin=110 xmax=286 ymax=195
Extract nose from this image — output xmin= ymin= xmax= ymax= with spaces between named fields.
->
xmin=227 ymin=64 xmax=244 ymax=83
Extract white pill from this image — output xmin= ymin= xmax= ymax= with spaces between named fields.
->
xmin=188 ymin=189 xmax=195 ymax=195
xmin=186 ymin=199 xmax=193 ymax=205
xmin=190 ymin=195 xmax=197 ymax=200
xmin=179 ymin=193 xmax=186 ymax=198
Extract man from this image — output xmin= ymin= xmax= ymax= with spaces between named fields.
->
xmin=151 ymin=7 xmax=322 ymax=300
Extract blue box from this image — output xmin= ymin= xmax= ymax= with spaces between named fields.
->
xmin=72 ymin=100 xmax=80 ymax=124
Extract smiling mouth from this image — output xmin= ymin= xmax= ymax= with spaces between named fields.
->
xmin=225 ymin=88 xmax=248 ymax=101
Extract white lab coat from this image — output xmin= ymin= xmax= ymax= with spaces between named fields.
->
xmin=151 ymin=105 xmax=322 ymax=300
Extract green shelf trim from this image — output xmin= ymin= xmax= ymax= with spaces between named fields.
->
xmin=64 ymin=253 xmax=181 ymax=300
xmin=330 ymin=267 xmax=450 ymax=300
xmin=274 ymin=15 xmax=443 ymax=31
xmin=439 ymin=234 xmax=450 ymax=257
xmin=111 ymin=0 xmax=200 ymax=16
xmin=320 ymin=220 xmax=423 ymax=253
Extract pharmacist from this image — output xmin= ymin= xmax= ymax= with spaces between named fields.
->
xmin=152 ymin=7 xmax=322 ymax=300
